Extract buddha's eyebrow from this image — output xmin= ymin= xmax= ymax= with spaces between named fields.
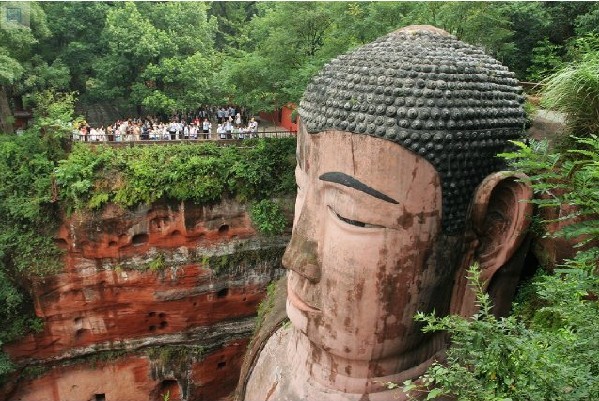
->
xmin=319 ymin=172 xmax=399 ymax=204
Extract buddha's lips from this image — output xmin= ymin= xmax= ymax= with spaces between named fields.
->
xmin=287 ymin=283 xmax=321 ymax=314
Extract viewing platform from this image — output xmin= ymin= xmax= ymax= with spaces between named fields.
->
xmin=76 ymin=129 xmax=296 ymax=146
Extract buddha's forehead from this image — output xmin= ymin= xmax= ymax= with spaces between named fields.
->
xmin=299 ymin=127 xmax=441 ymax=203
xmin=298 ymin=25 xmax=528 ymax=234
xmin=298 ymin=121 xmax=436 ymax=175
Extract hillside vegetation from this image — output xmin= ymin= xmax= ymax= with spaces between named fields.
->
xmin=2 ymin=2 xmax=599 ymax=126
xmin=0 ymin=92 xmax=296 ymax=380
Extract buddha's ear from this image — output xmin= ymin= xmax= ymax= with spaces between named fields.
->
xmin=451 ymin=171 xmax=533 ymax=317
xmin=471 ymin=171 xmax=533 ymax=283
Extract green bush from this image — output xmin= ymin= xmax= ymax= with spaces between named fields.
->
xmin=400 ymin=135 xmax=599 ymax=400
xmin=146 ymin=253 xmax=166 ymax=272
xmin=54 ymin=137 xmax=297 ymax=212
xmin=402 ymin=263 xmax=599 ymax=401
xmin=0 ymin=91 xmax=76 ymax=381
xmin=0 ymin=132 xmax=66 ymax=347
xmin=250 ymin=199 xmax=287 ymax=236
xmin=527 ymin=39 xmax=564 ymax=82
xmin=540 ymin=50 xmax=599 ymax=140
xmin=500 ymin=136 xmax=599 ymax=249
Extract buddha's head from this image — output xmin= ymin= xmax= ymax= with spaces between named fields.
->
xmin=281 ymin=26 xmax=532 ymax=390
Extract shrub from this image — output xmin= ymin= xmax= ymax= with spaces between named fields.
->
xmin=54 ymin=138 xmax=297 ymax=211
xmin=500 ymin=136 xmax=599 ymax=251
xmin=540 ymin=51 xmax=599 ymax=140
xmin=401 ymin=263 xmax=599 ymax=401
xmin=0 ymin=91 xmax=76 ymax=381
xmin=400 ymin=135 xmax=599 ymax=400
xmin=250 ymin=199 xmax=287 ymax=236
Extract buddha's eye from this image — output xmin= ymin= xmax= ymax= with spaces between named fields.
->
xmin=329 ymin=206 xmax=382 ymax=229
xmin=336 ymin=211 xmax=366 ymax=227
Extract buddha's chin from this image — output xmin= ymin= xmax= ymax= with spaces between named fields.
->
xmin=286 ymin=294 xmax=317 ymax=337
xmin=279 ymin=325 xmax=440 ymax=398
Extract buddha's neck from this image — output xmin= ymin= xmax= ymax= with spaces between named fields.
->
xmin=286 ymin=326 xmax=446 ymax=397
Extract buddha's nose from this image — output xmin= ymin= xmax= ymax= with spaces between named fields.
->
xmin=282 ymin=234 xmax=320 ymax=283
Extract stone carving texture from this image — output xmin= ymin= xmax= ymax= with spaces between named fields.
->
xmin=299 ymin=28 xmax=527 ymax=233
xmin=1 ymin=199 xmax=289 ymax=401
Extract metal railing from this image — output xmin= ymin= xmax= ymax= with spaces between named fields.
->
xmin=75 ymin=130 xmax=296 ymax=145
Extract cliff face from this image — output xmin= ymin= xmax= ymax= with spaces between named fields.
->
xmin=2 ymin=199 xmax=288 ymax=401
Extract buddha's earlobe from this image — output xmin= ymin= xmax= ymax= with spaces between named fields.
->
xmin=471 ymin=172 xmax=533 ymax=276
xmin=451 ymin=171 xmax=533 ymax=317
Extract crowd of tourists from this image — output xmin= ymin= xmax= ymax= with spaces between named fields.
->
xmin=74 ymin=105 xmax=260 ymax=142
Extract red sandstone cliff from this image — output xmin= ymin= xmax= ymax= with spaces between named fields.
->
xmin=1 ymin=199 xmax=288 ymax=401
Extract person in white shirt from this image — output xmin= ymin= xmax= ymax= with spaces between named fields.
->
xmin=119 ymin=121 xmax=128 ymax=141
xmin=97 ymin=126 xmax=106 ymax=141
xmin=217 ymin=123 xmax=226 ymax=139
xmin=248 ymin=117 xmax=258 ymax=138
xmin=225 ymin=120 xmax=232 ymax=139
xmin=202 ymin=119 xmax=210 ymax=139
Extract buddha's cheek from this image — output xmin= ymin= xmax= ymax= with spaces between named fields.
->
xmin=311 ymin=220 xmax=394 ymax=358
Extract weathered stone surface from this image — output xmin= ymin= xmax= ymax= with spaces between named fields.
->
xmin=515 ymin=112 xmax=598 ymax=270
xmin=7 ymin=339 xmax=249 ymax=401
xmin=241 ymin=26 xmax=533 ymax=401
xmin=532 ymin=194 xmax=598 ymax=270
xmin=2 ymin=198 xmax=289 ymax=401
xmin=299 ymin=26 xmax=527 ymax=234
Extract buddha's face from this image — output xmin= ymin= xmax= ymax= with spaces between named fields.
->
xmin=283 ymin=122 xmax=463 ymax=366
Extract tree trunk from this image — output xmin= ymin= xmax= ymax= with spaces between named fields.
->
xmin=0 ymin=85 xmax=14 ymax=134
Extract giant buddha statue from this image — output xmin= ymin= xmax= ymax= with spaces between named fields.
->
xmin=237 ymin=25 xmax=533 ymax=401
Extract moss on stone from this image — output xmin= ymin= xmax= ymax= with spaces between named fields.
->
xmin=202 ymin=245 xmax=285 ymax=277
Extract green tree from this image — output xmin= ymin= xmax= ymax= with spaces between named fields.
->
xmin=404 ymin=2 xmax=514 ymax=58
xmin=91 ymin=2 xmax=217 ymax=114
xmin=575 ymin=3 xmax=599 ymax=36
xmin=222 ymin=2 xmax=337 ymax=111
xmin=39 ymin=2 xmax=110 ymax=95
xmin=544 ymin=2 xmax=596 ymax=45
xmin=91 ymin=2 xmax=171 ymax=106
xmin=324 ymin=2 xmax=412 ymax=50
xmin=501 ymin=2 xmax=553 ymax=80
xmin=527 ymin=39 xmax=565 ymax=82
xmin=0 ymin=2 xmax=52 ymax=133
xmin=209 ymin=1 xmax=259 ymax=51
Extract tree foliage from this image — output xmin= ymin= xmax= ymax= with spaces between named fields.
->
xmin=540 ymin=50 xmax=599 ymax=138
xmin=0 ymin=90 xmax=75 ymax=379
xmin=86 ymin=1 xmax=217 ymax=115
xmin=0 ymin=2 xmax=54 ymax=133
xmin=54 ymin=138 xmax=296 ymax=211
xmin=3 ymin=1 xmax=599 ymax=119
xmin=401 ymin=133 xmax=599 ymax=401
xmin=250 ymin=199 xmax=288 ymax=236
xmin=39 ymin=1 xmax=110 ymax=94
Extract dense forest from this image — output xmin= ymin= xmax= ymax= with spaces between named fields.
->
xmin=1 ymin=2 xmax=598 ymax=400
xmin=2 ymin=1 xmax=599 ymax=130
